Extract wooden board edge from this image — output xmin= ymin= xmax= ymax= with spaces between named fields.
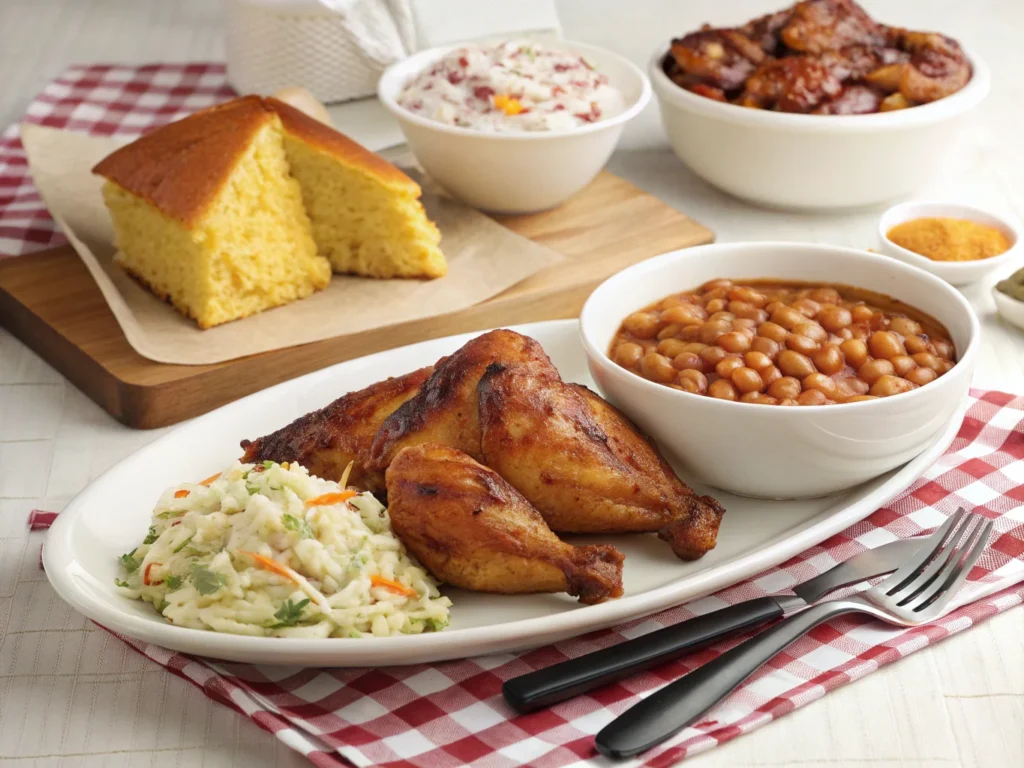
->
xmin=0 ymin=169 xmax=716 ymax=427
xmin=0 ymin=281 xmax=129 ymax=424
xmin=0 ymin=224 xmax=715 ymax=427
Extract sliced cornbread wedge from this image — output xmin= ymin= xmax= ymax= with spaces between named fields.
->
xmin=93 ymin=97 xmax=331 ymax=329
xmin=269 ymin=98 xmax=447 ymax=279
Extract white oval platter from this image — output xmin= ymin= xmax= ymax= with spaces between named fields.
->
xmin=44 ymin=319 xmax=964 ymax=666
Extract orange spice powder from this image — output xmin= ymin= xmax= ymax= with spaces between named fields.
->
xmin=887 ymin=217 xmax=1011 ymax=262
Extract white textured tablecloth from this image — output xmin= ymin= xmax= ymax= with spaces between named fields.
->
xmin=1 ymin=1 xmax=1022 ymax=766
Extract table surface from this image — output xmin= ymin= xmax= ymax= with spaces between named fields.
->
xmin=1 ymin=1 xmax=1022 ymax=766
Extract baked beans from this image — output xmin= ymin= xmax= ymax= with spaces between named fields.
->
xmin=610 ymin=280 xmax=956 ymax=405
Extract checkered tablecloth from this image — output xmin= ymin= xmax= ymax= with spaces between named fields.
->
xmin=11 ymin=62 xmax=1024 ymax=767
xmin=0 ymin=63 xmax=234 ymax=257
xmin=30 ymin=389 xmax=1024 ymax=767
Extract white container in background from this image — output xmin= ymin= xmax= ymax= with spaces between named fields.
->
xmin=225 ymin=0 xmax=562 ymax=104
xmin=378 ymin=40 xmax=651 ymax=213
xmin=649 ymin=44 xmax=991 ymax=211
xmin=225 ymin=0 xmax=408 ymax=103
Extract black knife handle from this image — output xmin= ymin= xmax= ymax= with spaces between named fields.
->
xmin=502 ymin=596 xmax=784 ymax=713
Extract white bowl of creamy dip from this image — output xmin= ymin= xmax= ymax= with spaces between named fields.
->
xmin=379 ymin=39 xmax=651 ymax=214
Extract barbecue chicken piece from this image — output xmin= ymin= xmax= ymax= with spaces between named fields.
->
xmin=477 ymin=363 xmax=726 ymax=560
xmin=740 ymin=8 xmax=794 ymax=55
xmin=668 ymin=27 xmax=765 ymax=93
xmin=780 ymin=0 xmax=887 ymax=54
xmin=240 ymin=366 xmax=433 ymax=494
xmin=739 ymin=56 xmax=844 ymax=112
xmin=367 ymin=329 xmax=555 ymax=469
xmin=883 ymin=30 xmax=971 ymax=104
xmin=386 ymin=443 xmax=624 ymax=604
xmin=738 ymin=42 xmax=906 ymax=113
xmin=811 ymin=84 xmax=881 ymax=114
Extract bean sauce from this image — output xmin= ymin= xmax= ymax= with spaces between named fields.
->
xmin=610 ymin=279 xmax=956 ymax=405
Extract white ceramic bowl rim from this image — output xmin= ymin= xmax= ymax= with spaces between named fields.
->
xmin=648 ymin=43 xmax=990 ymax=132
xmin=579 ymin=242 xmax=981 ymax=413
xmin=378 ymin=39 xmax=652 ymax=141
xmin=878 ymin=200 xmax=1022 ymax=272
xmin=992 ymin=283 xmax=1024 ymax=319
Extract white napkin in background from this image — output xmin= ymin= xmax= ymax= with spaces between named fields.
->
xmin=317 ymin=0 xmax=415 ymax=64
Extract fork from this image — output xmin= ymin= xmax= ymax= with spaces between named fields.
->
xmin=595 ymin=508 xmax=993 ymax=759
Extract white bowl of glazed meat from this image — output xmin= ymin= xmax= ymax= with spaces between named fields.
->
xmin=378 ymin=39 xmax=651 ymax=213
xmin=650 ymin=1 xmax=990 ymax=210
xmin=579 ymin=243 xmax=980 ymax=499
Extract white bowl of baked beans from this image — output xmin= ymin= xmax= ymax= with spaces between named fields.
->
xmin=579 ymin=242 xmax=980 ymax=499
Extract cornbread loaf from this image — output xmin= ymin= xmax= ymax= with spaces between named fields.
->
xmin=93 ymin=96 xmax=445 ymax=329
xmin=93 ymin=98 xmax=330 ymax=329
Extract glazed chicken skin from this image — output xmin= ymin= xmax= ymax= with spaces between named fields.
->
xmin=242 ymin=328 xmax=726 ymax=563
xmin=240 ymin=366 xmax=432 ymax=495
xmin=370 ymin=329 xmax=724 ymax=561
xmin=386 ymin=443 xmax=624 ymax=604
xmin=665 ymin=0 xmax=971 ymax=115
xmin=366 ymin=329 xmax=555 ymax=470
xmin=478 ymin=363 xmax=725 ymax=560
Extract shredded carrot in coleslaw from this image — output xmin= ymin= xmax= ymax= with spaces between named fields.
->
xmin=371 ymin=575 xmax=417 ymax=598
xmin=306 ymin=490 xmax=357 ymax=507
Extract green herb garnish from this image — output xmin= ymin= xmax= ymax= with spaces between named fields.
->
xmin=142 ymin=526 xmax=159 ymax=545
xmin=172 ymin=533 xmax=195 ymax=554
xmin=165 ymin=574 xmax=183 ymax=590
xmin=119 ymin=552 xmax=140 ymax=574
xmin=262 ymin=460 xmax=275 ymax=469
xmin=268 ymin=598 xmax=310 ymax=629
xmin=283 ymin=513 xmax=314 ymax=539
xmin=114 ymin=578 xmax=131 ymax=588
xmin=427 ymin=616 xmax=450 ymax=632
xmin=189 ymin=564 xmax=226 ymax=595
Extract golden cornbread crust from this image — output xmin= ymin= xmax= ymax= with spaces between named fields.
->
xmin=93 ymin=97 xmax=275 ymax=227
xmin=267 ymin=97 xmax=422 ymax=195
xmin=92 ymin=96 xmax=424 ymax=225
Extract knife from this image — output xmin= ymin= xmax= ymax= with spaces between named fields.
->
xmin=502 ymin=538 xmax=925 ymax=713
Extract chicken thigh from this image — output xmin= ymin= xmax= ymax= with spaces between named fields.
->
xmin=367 ymin=329 xmax=555 ymax=470
xmin=477 ymin=363 xmax=726 ymax=560
xmin=386 ymin=443 xmax=624 ymax=604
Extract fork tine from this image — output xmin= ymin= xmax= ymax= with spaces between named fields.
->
xmin=890 ymin=513 xmax=978 ymax=604
xmin=909 ymin=519 xmax=994 ymax=613
xmin=879 ymin=508 xmax=967 ymax=594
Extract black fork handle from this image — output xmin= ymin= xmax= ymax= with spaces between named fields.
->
xmin=594 ymin=599 xmax=863 ymax=759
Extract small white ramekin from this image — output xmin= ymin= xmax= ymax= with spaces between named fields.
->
xmin=649 ymin=44 xmax=990 ymax=211
xmin=579 ymin=242 xmax=980 ymax=500
xmin=992 ymin=283 xmax=1024 ymax=332
xmin=877 ymin=201 xmax=1022 ymax=286
xmin=378 ymin=40 xmax=651 ymax=214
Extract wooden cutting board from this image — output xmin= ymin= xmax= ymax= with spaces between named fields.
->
xmin=0 ymin=172 xmax=712 ymax=429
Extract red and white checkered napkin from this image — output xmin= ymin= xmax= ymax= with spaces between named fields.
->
xmin=31 ymin=389 xmax=1024 ymax=767
xmin=0 ymin=63 xmax=234 ymax=257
